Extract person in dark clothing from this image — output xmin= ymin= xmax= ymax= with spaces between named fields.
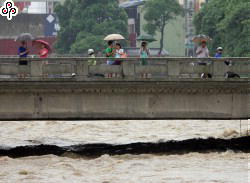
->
xmin=18 ymin=41 xmax=29 ymax=66
xmin=18 ymin=41 xmax=29 ymax=58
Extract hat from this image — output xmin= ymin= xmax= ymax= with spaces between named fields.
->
xmin=88 ymin=49 xmax=94 ymax=55
xmin=217 ymin=47 xmax=223 ymax=51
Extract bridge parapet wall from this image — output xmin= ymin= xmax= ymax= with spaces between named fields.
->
xmin=0 ymin=57 xmax=249 ymax=81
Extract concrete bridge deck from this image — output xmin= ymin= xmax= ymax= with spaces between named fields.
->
xmin=0 ymin=57 xmax=249 ymax=120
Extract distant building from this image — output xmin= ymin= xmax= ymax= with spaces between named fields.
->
xmin=9 ymin=0 xmax=60 ymax=14
xmin=120 ymin=0 xmax=185 ymax=56
xmin=0 ymin=0 xmax=59 ymax=55
xmin=195 ymin=0 xmax=207 ymax=11
xmin=14 ymin=2 xmax=31 ymax=13
xmin=119 ymin=0 xmax=145 ymax=47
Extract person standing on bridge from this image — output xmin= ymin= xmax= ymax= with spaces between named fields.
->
xmin=105 ymin=41 xmax=116 ymax=78
xmin=196 ymin=41 xmax=212 ymax=79
xmin=18 ymin=41 xmax=29 ymax=77
xmin=196 ymin=41 xmax=210 ymax=58
xmin=113 ymin=43 xmax=126 ymax=65
xmin=140 ymin=41 xmax=150 ymax=65
xmin=88 ymin=49 xmax=96 ymax=66
xmin=106 ymin=41 xmax=115 ymax=65
xmin=18 ymin=41 xmax=29 ymax=67
xmin=32 ymin=40 xmax=51 ymax=59
xmin=215 ymin=47 xmax=223 ymax=58
xmin=139 ymin=42 xmax=151 ymax=78
xmin=39 ymin=44 xmax=49 ymax=58
xmin=18 ymin=41 xmax=29 ymax=58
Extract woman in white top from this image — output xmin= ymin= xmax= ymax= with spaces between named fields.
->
xmin=115 ymin=43 xmax=125 ymax=58
xmin=113 ymin=43 xmax=125 ymax=65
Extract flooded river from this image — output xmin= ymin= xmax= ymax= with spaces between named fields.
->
xmin=0 ymin=120 xmax=249 ymax=183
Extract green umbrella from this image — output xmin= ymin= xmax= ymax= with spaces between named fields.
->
xmin=137 ymin=34 xmax=156 ymax=42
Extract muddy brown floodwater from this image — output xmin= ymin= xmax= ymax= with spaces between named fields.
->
xmin=0 ymin=120 xmax=249 ymax=183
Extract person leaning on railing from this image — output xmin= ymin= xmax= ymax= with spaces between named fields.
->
xmin=196 ymin=41 xmax=210 ymax=58
xmin=214 ymin=47 xmax=240 ymax=79
xmin=139 ymin=42 xmax=151 ymax=79
xmin=113 ymin=43 xmax=127 ymax=65
xmin=195 ymin=41 xmax=212 ymax=79
xmin=106 ymin=41 xmax=115 ymax=65
xmin=87 ymin=49 xmax=96 ymax=66
xmin=18 ymin=41 xmax=29 ymax=65
xmin=18 ymin=41 xmax=30 ymax=78
xmin=215 ymin=47 xmax=223 ymax=58
xmin=39 ymin=44 xmax=49 ymax=58
xmin=139 ymin=41 xmax=150 ymax=65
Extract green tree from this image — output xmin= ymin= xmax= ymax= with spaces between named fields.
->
xmin=143 ymin=0 xmax=183 ymax=54
xmin=193 ymin=0 xmax=225 ymax=53
xmin=194 ymin=0 xmax=250 ymax=57
xmin=55 ymin=0 xmax=128 ymax=54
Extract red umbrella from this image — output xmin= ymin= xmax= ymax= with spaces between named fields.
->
xmin=32 ymin=40 xmax=52 ymax=53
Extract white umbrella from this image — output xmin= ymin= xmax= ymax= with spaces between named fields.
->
xmin=104 ymin=34 xmax=125 ymax=41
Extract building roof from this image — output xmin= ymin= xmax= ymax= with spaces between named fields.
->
xmin=119 ymin=0 xmax=145 ymax=8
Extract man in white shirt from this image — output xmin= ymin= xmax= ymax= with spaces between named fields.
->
xmin=195 ymin=41 xmax=212 ymax=79
xmin=196 ymin=41 xmax=210 ymax=58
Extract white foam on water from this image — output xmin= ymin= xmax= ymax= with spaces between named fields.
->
xmin=0 ymin=120 xmax=248 ymax=147
xmin=0 ymin=152 xmax=248 ymax=183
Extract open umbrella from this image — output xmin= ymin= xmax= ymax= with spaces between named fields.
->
xmin=192 ymin=34 xmax=212 ymax=43
xmin=104 ymin=34 xmax=125 ymax=41
xmin=32 ymin=40 xmax=52 ymax=53
xmin=137 ymin=34 xmax=156 ymax=42
xmin=15 ymin=33 xmax=35 ymax=42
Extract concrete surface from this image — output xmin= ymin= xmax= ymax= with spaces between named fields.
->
xmin=0 ymin=57 xmax=249 ymax=120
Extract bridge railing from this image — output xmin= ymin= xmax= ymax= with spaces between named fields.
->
xmin=0 ymin=57 xmax=249 ymax=81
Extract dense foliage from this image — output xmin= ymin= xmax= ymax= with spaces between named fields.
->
xmin=194 ymin=0 xmax=250 ymax=57
xmin=54 ymin=0 xmax=128 ymax=54
xmin=143 ymin=0 xmax=183 ymax=53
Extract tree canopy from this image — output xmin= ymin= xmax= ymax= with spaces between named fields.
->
xmin=54 ymin=0 xmax=128 ymax=54
xmin=143 ymin=0 xmax=183 ymax=54
xmin=194 ymin=0 xmax=250 ymax=57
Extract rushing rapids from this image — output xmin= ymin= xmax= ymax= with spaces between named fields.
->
xmin=0 ymin=120 xmax=249 ymax=182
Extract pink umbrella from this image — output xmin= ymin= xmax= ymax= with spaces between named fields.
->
xmin=32 ymin=40 xmax=52 ymax=53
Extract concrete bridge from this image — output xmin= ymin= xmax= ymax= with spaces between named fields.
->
xmin=0 ymin=57 xmax=249 ymax=120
